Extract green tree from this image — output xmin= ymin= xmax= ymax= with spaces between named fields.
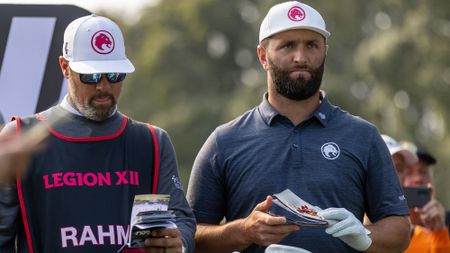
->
xmin=351 ymin=0 xmax=450 ymax=204
xmin=120 ymin=0 xmax=266 ymax=184
xmin=116 ymin=0 xmax=450 ymax=206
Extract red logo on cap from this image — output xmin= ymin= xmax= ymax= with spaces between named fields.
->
xmin=287 ymin=6 xmax=306 ymax=22
xmin=91 ymin=30 xmax=115 ymax=54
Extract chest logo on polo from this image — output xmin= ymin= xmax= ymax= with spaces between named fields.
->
xmin=321 ymin=142 xmax=340 ymax=160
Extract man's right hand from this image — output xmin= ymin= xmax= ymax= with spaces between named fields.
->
xmin=418 ymin=198 xmax=446 ymax=231
xmin=0 ymin=134 xmax=30 ymax=185
xmin=0 ymin=120 xmax=50 ymax=185
xmin=241 ymin=195 xmax=300 ymax=246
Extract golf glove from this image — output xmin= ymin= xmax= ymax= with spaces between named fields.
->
xmin=318 ymin=208 xmax=372 ymax=251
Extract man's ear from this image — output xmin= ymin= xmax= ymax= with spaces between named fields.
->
xmin=59 ymin=56 xmax=70 ymax=78
xmin=257 ymin=44 xmax=269 ymax=71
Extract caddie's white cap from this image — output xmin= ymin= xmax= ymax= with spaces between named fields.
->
xmin=381 ymin=134 xmax=418 ymax=166
xmin=265 ymin=244 xmax=312 ymax=253
xmin=63 ymin=14 xmax=135 ymax=74
xmin=259 ymin=1 xmax=330 ymax=43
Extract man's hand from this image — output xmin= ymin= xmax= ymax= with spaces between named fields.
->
xmin=241 ymin=196 xmax=299 ymax=246
xmin=143 ymin=227 xmax=184 ymax=253
xmin=0 ymin=133 xmax=36 ymax=185
xmin=417 ymin=198 xmax=446 ymax=231
xmin=318 ymin=208 xmax=372 ymax=251
xmin=0 ymin=118 xmax=55 ymax=185
xmin=192 ymin=196 xmax=300 ymax=253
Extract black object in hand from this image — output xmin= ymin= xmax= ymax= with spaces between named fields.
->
xmin=403 ymin=187 xmax=431 ymax=208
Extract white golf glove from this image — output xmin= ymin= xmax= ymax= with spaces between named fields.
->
xmin=318 ymin=208 xmax=372 ymax=252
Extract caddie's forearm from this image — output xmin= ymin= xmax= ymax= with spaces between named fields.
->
xmin=195 ymin=220 xmax=251 ymax=253
xmin=365 ymin=216 xmax=410 ymax=253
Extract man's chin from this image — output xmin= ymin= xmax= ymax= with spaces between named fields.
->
xmin=95 ymin=107 xmax=114 ymax=118
xmin=82 ymin=105 xmax=115 ymax=121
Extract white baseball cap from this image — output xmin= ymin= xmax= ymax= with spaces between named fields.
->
xmin=63 ymin=14 xmax=135 ymax=74
xmin=259 ymin=1 xmax=330 ymax=43
xmin=265 ymin=244 xmax=312 ymax=253
xmin=381 ymin=134 xmax=418 ymax=166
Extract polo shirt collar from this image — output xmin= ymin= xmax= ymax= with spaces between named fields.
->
xmin=312 ymin=91 xmax=334 ymax=127
xmin=258 ymin=92 xmax=279 ymax=125
xmin=258 ymin=90 xmax=334 ymax=127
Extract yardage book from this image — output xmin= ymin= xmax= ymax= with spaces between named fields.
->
xmin=269 ymin=189 xmax=328 ymax=227
xmin=119 ymin=194 xmax=177 ymax=251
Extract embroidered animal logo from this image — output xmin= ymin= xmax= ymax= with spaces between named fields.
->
xmin=287 ymin=6 xmax=306 ymax=22
xmin=91 ymin=30 xmax=115 ymax=54
xmin=321 ymin=142 xmax=340 ymax=160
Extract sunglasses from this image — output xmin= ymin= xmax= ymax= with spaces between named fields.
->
xmin=79 ymin=73 xmax=126 ymax=85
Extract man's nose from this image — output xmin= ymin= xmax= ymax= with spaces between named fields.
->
xmin=293 ymin=47 xmax=308 ymax=64
xmin=95 ymin=76 xmax=111 ymax=91
xmin=411 ymin=174 xmax=427 ymax=186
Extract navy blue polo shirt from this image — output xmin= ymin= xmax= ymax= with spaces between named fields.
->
xmin=187 ymin=91 xmax=409 ymax=253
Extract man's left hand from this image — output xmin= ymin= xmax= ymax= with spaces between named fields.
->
xmin=319 ymin=208 xmax=372 ymax=251
xmin=418 ymin=198 xmax=446 ymax=231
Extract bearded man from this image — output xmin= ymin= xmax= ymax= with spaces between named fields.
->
xmin=187 ymin=1 xmax=410 ymax=253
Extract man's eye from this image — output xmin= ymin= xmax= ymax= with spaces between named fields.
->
xmin=281 ymin=43 xmax=293 ymax=49
xmin=307 ymin=43 xmax=318 ymax=49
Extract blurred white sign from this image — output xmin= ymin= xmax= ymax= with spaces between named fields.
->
xmin=0 ymin=5 xmax=89 ymax=123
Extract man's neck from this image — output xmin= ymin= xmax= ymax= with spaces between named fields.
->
xmin=62 ymin=94 xmax=83 ymax=117
xmin=267 ymin=89 xmax=321 ymax=126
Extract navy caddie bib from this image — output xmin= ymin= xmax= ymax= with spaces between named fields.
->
xmin=13 ymin=106 xmax=159 ymax=253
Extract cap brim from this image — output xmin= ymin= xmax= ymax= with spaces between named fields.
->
xmin=288 ymin=25 xmax=330 ymax=38
xmin=69 ymin=59 xmax=135 ymax=74
xmin=260 ymin=26 xmax=330 ymax=43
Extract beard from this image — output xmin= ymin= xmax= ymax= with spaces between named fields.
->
xmin=268 ymin=58 xmax=325 ymax=101
xmin=70 ymin=92 xmax=117 ymax=121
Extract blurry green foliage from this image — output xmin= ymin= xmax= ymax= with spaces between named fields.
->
xmin=116 ymin=0 xmax=450 ymax=206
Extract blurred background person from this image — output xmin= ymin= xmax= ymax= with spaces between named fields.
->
xmin=381 ymin=134 xmax=418 ymax=182
xmin=382 ymin=134 xmax=450 ymax=252
xmin=402 ymin=147 xmax=450 ymax=253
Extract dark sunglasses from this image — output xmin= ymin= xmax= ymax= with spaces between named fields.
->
xmin=79 ymin=73 xmax=126 ymax=85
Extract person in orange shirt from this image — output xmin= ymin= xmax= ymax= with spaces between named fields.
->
xmin=382 ymin=135 xmax=450 ymax=252
xmin=402 ymin=147 xmax=450 ymax=253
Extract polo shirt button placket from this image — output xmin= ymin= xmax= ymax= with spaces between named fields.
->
xmin=292 ymin=143 xmax=301 ymax=168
